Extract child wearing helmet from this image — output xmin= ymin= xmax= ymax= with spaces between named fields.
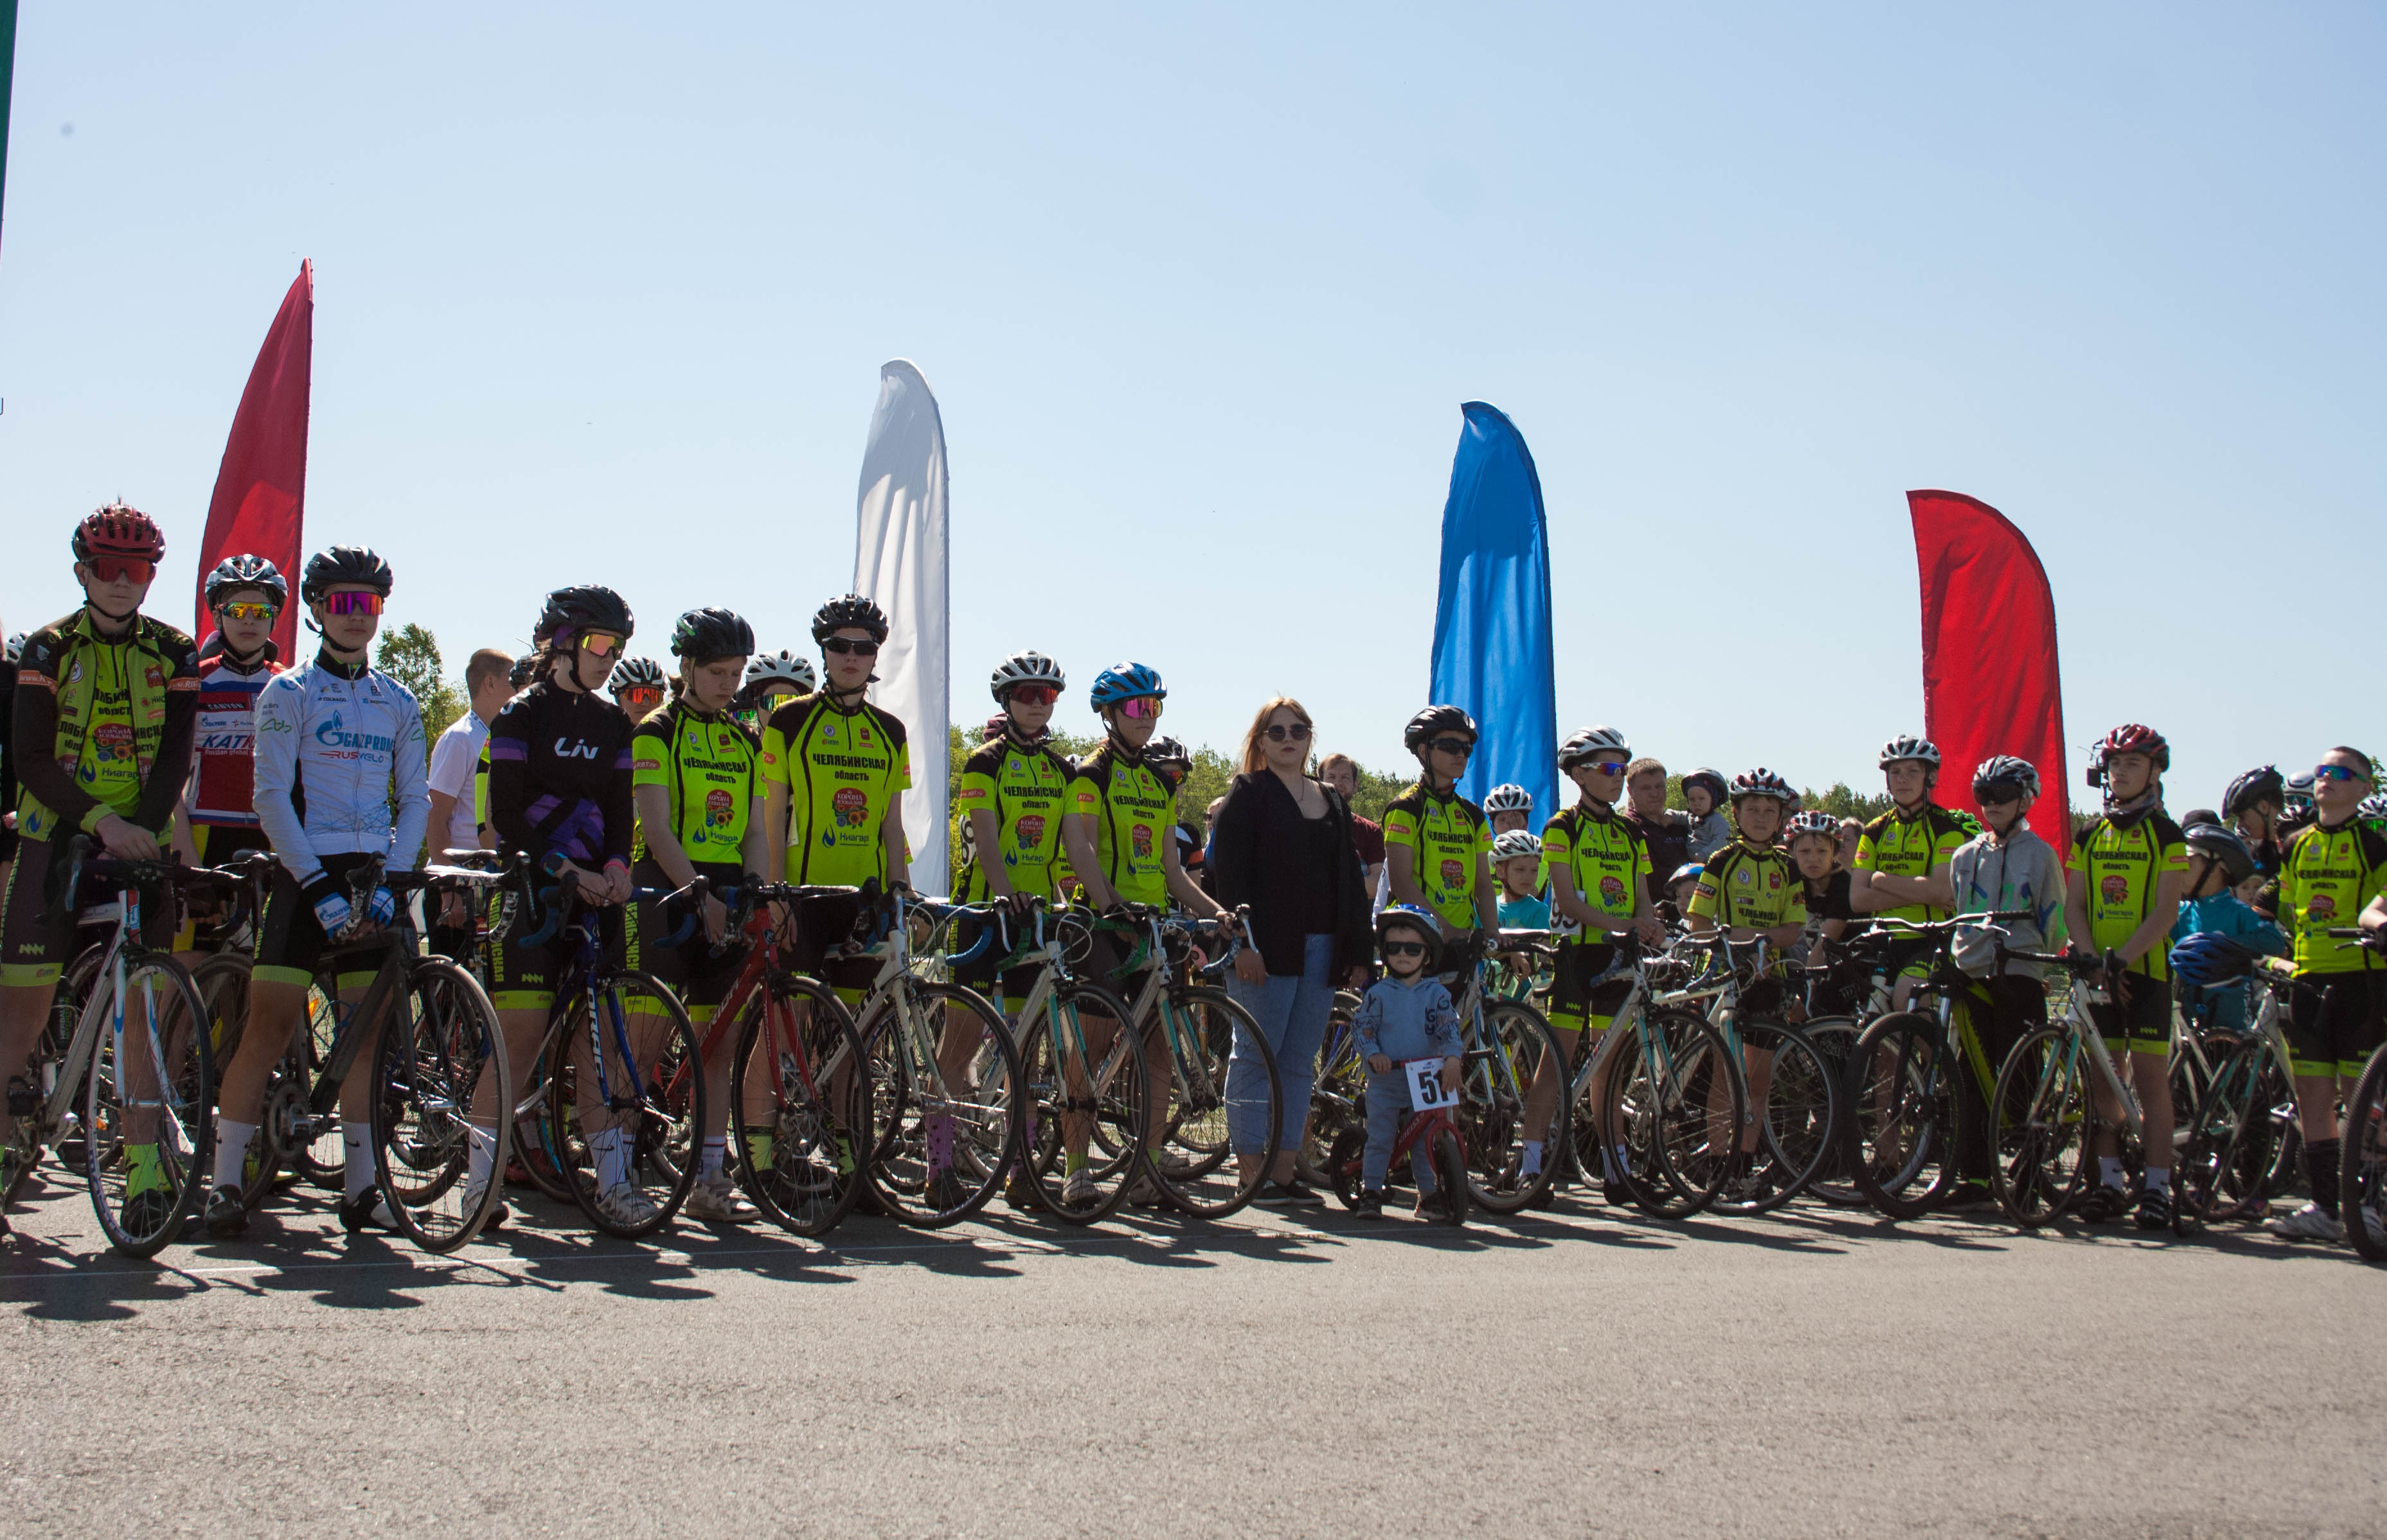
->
xmin=1492 ymin=830 xmax=1549 ymax=931
xmin=1483 ymin=783 xmax=1535 ymax=839
xmin=1782 ymin=810 xmax=1853 ymax=958
xmin=1851 ymin=735 xmax=1978 ymax=1009
xmin=2168 ymin=816 xmax=2285 ymax=1037
xmin=1679 ymin=769 xmax=1731 ymax=864
xmin=1349 ymin=906 xmax=1465 ymax=1219
xmin=1686 ymin=770 xmax=1807 ymax=1200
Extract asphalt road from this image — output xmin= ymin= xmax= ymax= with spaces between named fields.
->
xmin=1 ymin=1165 xmax=2381 ymax=1540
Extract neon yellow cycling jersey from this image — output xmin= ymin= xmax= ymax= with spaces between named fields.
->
xmin=2276 ymin=820 xmax=2387 ymax=975
xmin=955 ymin=735 xmax=1073 ymax=902
xmin=2065 ymin=810 xmax=2189 ymax=981
xmin=760 ymin=694 xmax=911 ymax=887
xmin=631 ymin=701 xmax=759 ymax=868
xmin=1066 ymin=744 xmax=1173 ymax=907
xmin=1541 ymin=801 xmax=1649 ymax=925
xmin=1382 ymin=782 xmax=1490 ymax=931
xmin=1854 ymin=803 xmax=1978 ymax=923
xmin=1688 ymin=840 xmax=1808 ymax=931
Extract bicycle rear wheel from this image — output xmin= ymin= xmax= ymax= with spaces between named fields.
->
xmin=550 ymin=973 xmax=706 ymax=1239
xmin=1794 ymin=1015 xmax=1866 ymax=1207
xmin=1989 ymin=1026 xmax=2088 ymax=1228
xmin=2341 ymin=1042 xmax=2387 ymax=1262
xmin=1604 ymin=1008 xmax=1738 ymax=1219
xmin=1722 ymin=1020 xmax=1842 ymax=1214
xmin=1463 ymin=1000 xmax=1567 ymax=1213
xmin=373 ymin=958 xmax=509 ymax=1253
xmin=1151 ymin=987 xmax=1277 ymax=1219
xmin=1017 ymin=981 xmax=1149 ymax=1224
xmin=84 ymin=956 xmax=214 ymax=1258
xmin=1431 ymin=1127 xmax=1469 ymax=1227
xmin=1847 ymin=1012 xmax=1955 ymax=1221
xmin=731 ymin=976 xmax=870 ymax=1237
xmin=857 ymin=980 xmax=1021 ymax=1227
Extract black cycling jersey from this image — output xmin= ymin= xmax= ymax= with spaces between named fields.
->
xmin=487 ymin=677 xmax=636 ymax=873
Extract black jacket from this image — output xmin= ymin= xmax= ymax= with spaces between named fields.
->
xmin=1210 ymin=769 xmax=1373 ymax=978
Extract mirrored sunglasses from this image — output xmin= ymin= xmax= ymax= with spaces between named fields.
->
xmin=623 ymin=686 xmax=663 ymax=705
xmin=1117 ymin=696 xmax=1163 ymax=721
xmin=2314 ymin=764 xmax=2369 ymax=783
xmin=578 ymin=631 xmax=623 ymax=658
xmin=86 ymin=557 xmax=155 ymax=584
xmin=323 ymin=591 xmax=384 ymax=616
xmin=217 ymin=602 xmax=280 ymax=622
xmin=1006 ymin=685 xmax=1059 ymax=706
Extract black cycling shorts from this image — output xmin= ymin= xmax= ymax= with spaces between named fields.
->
xmin=630 ymin=861 xmax=745 ymax=1019
xmin=487 ymin=891 xmax=622 ymax=1012
xmin=1546 ymin=940 xmax=1632 ymax=1033
xmin=951 ymin=909 xmax=1041 ymax=1007
xmin=2287 ymin=971 xmax=2386 ymax=1080
xmin=0 ymin=834 xmax=174 ymax=990
xmin=176 ymin=824 xmax=272 ymax=951
xmin=253 ymin=852 xmax=388 ymax=991
xmin=2089 ymin=976 xmax=2172 ymax=1057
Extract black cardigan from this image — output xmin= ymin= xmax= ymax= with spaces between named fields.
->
xmin=1210 ymin=769 xmax=1373 ymax=978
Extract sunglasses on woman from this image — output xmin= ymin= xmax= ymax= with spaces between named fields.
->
xmin=217 ymin=601 xmax=279 ymax=622
xmin=823 ymin=637 xmax=879 ymax=657
xmin=323 ymin=591 xmax=384 ymax=617
xmin=1116 ymin=696 xmax=1163 ymax=721
xmin=1006 ymin=685 xmax=1059 ymax=706
xmin=578 ymin=630 xmax=623 ymax=658
xmin=1263 ymin=722 xmax=1311 ymax=743
xmin=1426 ymin=736 xmax=1474 ymax=757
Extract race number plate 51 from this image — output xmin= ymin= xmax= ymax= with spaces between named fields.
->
xmin=1404 ymin=1057 xmax=1458 ymax=1113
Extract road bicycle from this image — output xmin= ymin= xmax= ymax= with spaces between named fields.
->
xmin=1988 ymin=949 xmax=2168 ymax=1229
xmin=2170 ymin=955 xmax=2306 ymax=1235
xmin=1437 ymin=931 xmax=1568 ymax=1213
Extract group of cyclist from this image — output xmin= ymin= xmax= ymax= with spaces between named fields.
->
xmin=6 ymin=500 xmax=2386 ymax=1255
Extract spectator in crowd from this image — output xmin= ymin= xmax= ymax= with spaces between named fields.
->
xmin=425 ymin=649 xmax=516 ymax=956
xmin=1319 ymin=751 xmax=1386 ymax=907
xmin=1681 ymin=767 xmax=1731 ymax=861
xmin=1622 ymin=757 xmax=1689 ymax=908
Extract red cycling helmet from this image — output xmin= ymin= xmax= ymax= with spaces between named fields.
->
xmin=2090 ymin=723 xmax=2170 ymax=782
xmin=73 ymin=503 xmax=166 ymax=564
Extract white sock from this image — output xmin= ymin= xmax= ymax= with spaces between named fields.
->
xmin=701 ymin=1138 xmax=727 ymax=1179
xmin=213 ymin=1118 xmax=258 ymax=1190
xmin=2098 ymin=1156 xmax=2125 ymax=1192
xmin=2145 ymin=1166 xmax=2170 ymax=1194
xmin=344 ymin=1122 xmax=375 ymax=1199
xmin=1520 ymin=1140 xmax=1543 ymax=1178
xmin=467 ymin=1124 xmax=497 ymax=1187
xmin=589 ymin=1127 xmax=627 ymax=1190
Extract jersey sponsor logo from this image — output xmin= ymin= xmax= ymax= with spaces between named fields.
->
xmin=316 ymin=712 xmax=396 ymax=754
xmin=1767 ymin=870 xmax=1782 ymax=891
xmin=813 ymin=753 xmax=890 ymax=771
xmin=1735 ymin=867 xmax=1753 ymax=886
xmin=2099 ymin=873 xmax=2129 ymax=905
xmin=632 ymin=757 xmax=661 ymax=771
xmin=1600 ymin=875 xmax=1626 ymax=907
xmin=193 ymin=730 xmax=253 ymax=753
xmin=552 ymin=737 xmax=601 ymax=761
xmin=832 ymin=787 xmax=870 ymax=828
xmin=1017 ymin=813 xmax=1046 ymax=852
xmin=144 ymin=665 xmax=163 ymax=690
xmin=2309 ymin=894 xmax=2338 ymax=920
xmin=1440 ymin=857 xmax=1464 ymax=891
xmin=704 ymin=788 xmax=734 ymax=827
xmin=1132 ymin=823 xmax=1154 ymax=860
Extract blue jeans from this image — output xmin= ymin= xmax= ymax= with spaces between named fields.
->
xmin=1363 ymin=1070 xmax=1436 ymax=1192
xmin=1226 ymin=933 xmax=1336 ymax=1158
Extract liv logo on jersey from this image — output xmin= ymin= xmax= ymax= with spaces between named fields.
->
xmin=552 ymin=738 xmax=600 ymax=761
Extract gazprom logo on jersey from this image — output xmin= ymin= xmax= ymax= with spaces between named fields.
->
xmin=315 ymin=712 xmax=394 ymax=755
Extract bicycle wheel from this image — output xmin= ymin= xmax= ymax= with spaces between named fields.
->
xmin=1846 ymin=1012 xmax=1955 ymax=1221
xmin=1301 ymin=993 xmax=1366 ymax=1183
xmin=857 ymin=980 xmax=1022 ymax=1227
xmin=1989 ymin=1026 xmax=2089 ymax=1228
xmin=1326 ymin=1129 xmax=1365 ymax=1209
xmin=1604 ymin=1008 xmax=1739 ymax=1219
xmin=1721 ymin=1020 xmax=1842 ymax=1215
xmin=1463 ymin=1000 xmax=1567 ymax=1213
xmin=84 ymin=955 xmax=214 ymax=1258
xmin=293 ymin=985 xmax=346 ymax=1191
xmin=1017 ymin=981 xmax=1149 ymax=1224
xmin=508 ymin=1042 xmax=574 ymax=1202
xmin=1431 ymin=1127 xmax=1469 ymax=1227
xmin=1794 ymin=1015 xmax=1867 ymax=1207
xmin=1151 ymin=987 xmax=1278 ymax=1219
xmin=550 ymin=973 xmax=706 ymax=1239
xmin=731 ymin=975 xmax=870 ymax=1237
xmin=373 ymin=958 xmax=510 ymax=1253
xmin=2341 ymin=1042 xmax=2387 ymax=1262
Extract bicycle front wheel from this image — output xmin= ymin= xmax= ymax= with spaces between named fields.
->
xmin=373 ymin=957 xmax=510 ymax=1253
xmin=1604 ymin=1008 xmax=1739 ymax=1219
xmin=551 ymin=973 xmax=705 ymax=1239
xmin=1793 ymin=1015 xmax=1866 ymax=1207
xmin=2341 ymin=1041 xmax=2387 ymax=1262
xmin=84 ymin=955 xmax=214 ymax=1258
xmin=731 ymin=976 xmax=870 ymax=1237
xmin=1846 ymin=1012 xmax=1954 ymax=1221
xmin=1149 ymin=987 xmax=1278 ymax=1219
xmin=1464 ymin=1000 xmax=1568 ymax=1213
xmin=1017 ymin=981 xmax=1149 ymax=1224
xmin=1723 ymin=1020 xmax=1843 ymax=1214
xmin=1989 ymin=1026 xmax=2088 ymax=1228
xmin=858 ymin=980 xmax=1022 ymax=1228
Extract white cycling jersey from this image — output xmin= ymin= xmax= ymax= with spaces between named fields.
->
xmin=253 ymin=652 xmax=430 ymax=887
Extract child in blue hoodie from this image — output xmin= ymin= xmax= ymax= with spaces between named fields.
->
xmin=1352 ymin=904 xmax=1466 ymax=1219
xmin=2173 ymin=819 xmax=2287 ymax=1034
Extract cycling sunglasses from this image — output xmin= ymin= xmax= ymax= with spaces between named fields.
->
xmin=216 ymin=601 xmax=280 ymax=622
xmin=823 ymin=637 xmax=880 ymax=657
xmin=1006 ymin=685 xmax=1059 ymax=706
xmin=1579 ymin=759 xmax=1628 ymax=776
xmin=1425 ymin=736 xmax=1475 ymax=757
xmin=85 ymin=557 xmax=154 ymax=584
xmin=1263 ymin=722 xmax=1311 ymax=743
xmin=578 ymin=630 xmax=623 ymax=658
xmin=622 ymin=686 xmax=663 ymax=706
xmin=1382 ymin=940 xmax=1427 ymax=958
xmin=2313 ymin=764 xmax=2371 ymax=783
xmin=323 ymin=591 xmax=384 ymax=617
xmin=1116 ymin=696 xmax=1163 ymax=721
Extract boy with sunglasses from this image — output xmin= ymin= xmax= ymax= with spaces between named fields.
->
xmin=0 ymin=506 xmax=200 ymax=1233
xmin=1350 ymin=905 xmax=1464 ymax=1219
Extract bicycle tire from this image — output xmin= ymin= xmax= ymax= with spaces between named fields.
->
xmin=1431 ymin=1127 xmax=1469 ymax=1227
xmin=1465 ymin=999 xmax=1567 ymax=1213
xmin=730 ymin=974 xmax=870 ymax=1237
xmin=1302 ymin=993 xmax=1366 ymax=1184
xmin=1603 ymin=1008 xmax=1739 ymax=1219
xmin=373 ymin=957 xmax=510 ymax=1253
xmin=1326 ymin=1129 xmax=1365 ymax=1209
xmin=1016 ymin=980 xmax=1149 ymax=1224
xmin=1150 ymin=986 xmax=1278 ymax=1219
xmin=292 ymin=985 xmax=346 ymax=1191
xmin=84 ymin=954 xmax=215 ymax=1258
xmin=2340 ymin=1040 xmax=2387 ymax=1262
xmin=1793 ymin=1015 xmax=1867 ymax=1207
xmin=1846 ymin=1011 xmax=1956 ymax=1221
xmin=857 ymin=979 xmax=1023 ymax=1228
xmin=189 ymin=952 xmax=295 ymax=1212
xmin=1989 ymin=1026 xmax=2088 ymax=1228
xmin=1717 ymin=1020 xmax=1842 ymax=1215
xmin=550 ymin=971 xmax=706 ymax=1239
xmin=2173 ymin=1035 xmax=2267 ymax=1235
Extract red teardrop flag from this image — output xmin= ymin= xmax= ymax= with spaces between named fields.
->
xmin=195 ymin=261 xmax=312 ymax=661
xmin=1908 ymin=490 xmax=2070 ymax=859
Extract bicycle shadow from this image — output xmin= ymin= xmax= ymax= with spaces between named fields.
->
xmin=1 ymin=1243 xmax=210 ymax=1321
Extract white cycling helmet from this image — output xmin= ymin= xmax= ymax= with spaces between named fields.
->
xmin=1483 ymin=783 xmax=1534 ymax=814
xmin=990 ymin=649 xmax=1066 ymax=703
xmin=1784 ymin=810 xmax=1840 ymax=843
xmin=1879 ymin=734 xmax=1941 ymax=770
xmin=745 ymin=649 xmax=817 ymax=695
xmin=1490 ymin=830 xmax=1542 ymax=862
xmin=608 ymin=656 xmax=665 ymax=693
xmin=1557 ymin=725 xmax=1631 ymax=769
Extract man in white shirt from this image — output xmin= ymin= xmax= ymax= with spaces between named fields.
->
xmin=425 ymin=648 xmax=515 ymax=955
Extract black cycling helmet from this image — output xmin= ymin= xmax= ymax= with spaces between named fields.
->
xmin=1680 ymin=768 xmax=1729 ymax=807
xmin=534 ymin=584 xmax=634 ymax=646
xmin=508 ymin=653 xmax=537 ymax=689
xmin=204 ymin=553 xmax=289 ymax=609
xmin=1403 ymin=704 xmax=1478 ymax=754
xmin=299 ymin=545 xmax=393 ymax=603
xmin=2183 ymin=821 xmax=2257 ymax=886
xmin=670 ymin=606 xmax=755 ymax=661
xmin=2222 ymin=765 xmax=2285 ymax=821
xmin=811 ymin=593 xmax=889 ymax=645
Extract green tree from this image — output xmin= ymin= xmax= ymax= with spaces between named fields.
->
xmin=377 ymin=622 xmax=466 ymax=750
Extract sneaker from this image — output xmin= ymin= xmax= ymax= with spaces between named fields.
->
xmin=121 ymin=1188 xmax=175 ymax=1238
xmin=593 ymin=1181 xmax=662 ymax=1231
xmin=2080 ymin=1184 xmax=2131 ymax=1224
xmin=1413 ymin=1188 xmax=1451 ymax=1221
xmin=2134 ymin=1185 xmax=2172 ymax=1231
xmin=1125 ymin=1174 xmax=1168 ymax=1210
xmin=2266 ymin=1202 xmax=2345 ymax=1242
xmin=1061 ymin=1168 xmax=1099 ymax=1210
xmin=203 ymin=1186 xmax=249 ymax=1239
xmin=339 ymin=1190 xmax=397 ymax=1233
xmin=2362 ymin=1207 xmax=2387 ymax=1248
xmin=1723 ymin=1168 xmax=1775 ymax=1206
xmin=1004 ymin=1170 xmax=1044 ymax=1212
xmin=1524 ymin=1177 xmax=1556 ymax=1210
xmin=1938 ymin=1179 xmax=1997 ymax=1212
xmin=1352 ymin=1190 xmax=1385 ymax=1219
xmin=461 ymin=1178 xmax=510 ymax=1233
xmin=684 ymin=1172 xmax=758 ymax=1223
xmin=919 ymin=1168 xmax=970 ymax=1215
xmin=1602 ymin=1174 xmax=1631 ymax=1208
xmin=1255 ymin=1177 xmax=1323 ymax=1207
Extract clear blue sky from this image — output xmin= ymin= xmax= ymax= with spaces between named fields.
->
xmin=4 ymin=4 xmax=2380 ymax=814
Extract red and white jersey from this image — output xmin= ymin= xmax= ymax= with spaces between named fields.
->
xmin=185 ymin=645 xmax=281 ymax=827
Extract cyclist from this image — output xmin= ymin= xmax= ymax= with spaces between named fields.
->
xmin=469 ymin=652 xmax=541 ymax=850
xmin=1687 ymin=769 xmax=1806 ymax=1197
xmin=954 ymin=650 xmax=1073 ymax=1208
xmin=172 ymin=555 xmax=286 ymax=873
xmin=2266 ymin=746 xmax=2387 ymax=1243
xmin=625 ymin=607 xmax=766 ymax=1224
xmin=1383 ymin=706 xmax=1498 ymax=945
xmin=1851 ymin=735 xmax=1978 ymax=1006
xmin=1784 ymin=810 xmax=1853 ymax=956
xmin=737 ymin=649 xmax=815 ymax=735
xmin=1483 ymin=783 xmax=1535 ymax=839
xmin=1533 ymin=726 xmax=1662 ymax=1203
xmin=609 ymin=656 xmax=667 ymax=726
xmin=1058 ymin=662 xmax=1237 ymax=1207
xmin=1944 ymin=756 xmax=2066 ymax=1199
xmin=2061 ymin=724 xmax=2190 ymax=1229
xmin=485 ymin=586 xmax=643 ymax=1230
xmin=206 ymin=546 xmax=428 ymax=1237
xmin=1492 ymin=831 xmax=1548 ymax=930
xmin=2170 ymin=818 xmax=2283 ymax=1037
xmin=1681 ymin=768 xmax=1731 ymax=863
xmin=2224 ymin=764 xmax=2288 ymax=905
xmin=0 ymin=506 xmax=199 ymax=1236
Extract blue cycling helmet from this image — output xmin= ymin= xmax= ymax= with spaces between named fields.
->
xmin=1373 ymin=904 xmax=1443 ymax=971
xmin=1087 ymin=661 xmax=1166 ymax=710
xmin=2171 ymin=931 xmax=2258 ymax=990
